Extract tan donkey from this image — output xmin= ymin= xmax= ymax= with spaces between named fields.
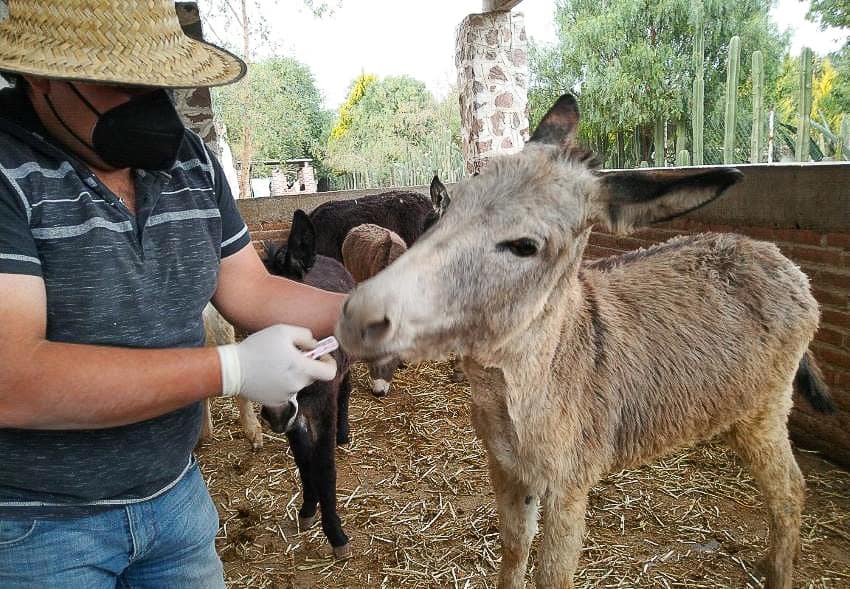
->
xmin=337 ymin=95 xmax=836 ymax=588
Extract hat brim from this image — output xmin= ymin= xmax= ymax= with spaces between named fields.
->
xmin=0 ymin=35 xmax=247 ymax=89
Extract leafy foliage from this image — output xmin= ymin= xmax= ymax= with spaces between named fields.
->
xmin=773 ymin=44 xmax=850 ymax=159
xmin=775 ymin=50 xmax=850 ymax=128
xmin=326 ymin=75 xmax=464 ymax=187
xmin=529 ymin=0 xmax=788 ymax=165
xmin=213 ymin=57 xmax=331 ymax=172
xmin=330 ymin=74 xmax=377 ymax=141
xmin=807 ymin=0 xmax=850 ymax=33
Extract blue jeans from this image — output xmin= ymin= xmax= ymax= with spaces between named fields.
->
xmin=0 ymin=459 xmax=224 ymax=589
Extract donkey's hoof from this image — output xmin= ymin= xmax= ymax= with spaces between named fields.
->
xmin=298 ymin=514 xmax=319 ymax=531
xmin=333 ymin=542 xmax=353 ymax=560
xmin=754 ymin=556 xmax=788 ymax=589
xmin=449 ymin=370 xmax=465 ymax=383
xmin=247 ymin=428 xmax=264 ymax=450
xmin=370 ymin=379 xmax=390 ymax=397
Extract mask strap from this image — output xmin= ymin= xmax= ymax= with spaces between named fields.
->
xmin=43 ymin=83 xmax=100 ymax=153
xmin=66 ymin=83 xmax=103 ymax=117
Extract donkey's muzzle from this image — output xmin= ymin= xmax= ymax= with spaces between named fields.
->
xmin=337 ymin=291 xmax=396 ymax=359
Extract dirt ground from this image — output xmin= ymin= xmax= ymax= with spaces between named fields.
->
xmin=196 ymin=360 xmax=850 ymax=588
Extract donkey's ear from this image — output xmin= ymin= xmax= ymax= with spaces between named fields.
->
xmin=528 ymin=94 xmax=580 ymax=147
xmin=378 ymin=230 xmax=394 ymax=269
xmin=591 ymin=167 xmax=743 ymax=234
xmin=430 ymin=174 xmax=450 ymax=212
xmin=287 ymin=209 xmax=317 ymax=268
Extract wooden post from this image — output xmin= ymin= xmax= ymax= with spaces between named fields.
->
xmin=796 ymin=47 xmax=813 ymax=162
xmin=723 ymin=35 xmax=741 ymax=164
xmin=750 ymin=51 xmax=764 ymax=163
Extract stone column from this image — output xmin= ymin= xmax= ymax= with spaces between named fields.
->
xmin=456 ymin=11 xmax=530 ymax=175
xmin=173 ymin=2 xmax=241 ymax=198
xmin=173 ymin=3 xmax=220 ymax=155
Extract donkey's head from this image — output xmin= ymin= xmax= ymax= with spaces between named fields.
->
xmin=264 ymin=209 xmax=316 ymax=280
xmin=337 ymin=94 xmax=742 ymax=363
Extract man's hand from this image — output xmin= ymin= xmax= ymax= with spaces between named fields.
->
xmin=217 ymin=324 xmax=337 ymax=406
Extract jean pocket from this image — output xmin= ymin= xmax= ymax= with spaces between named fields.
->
xmin=0 ymin=519 xmax=36 ymax=546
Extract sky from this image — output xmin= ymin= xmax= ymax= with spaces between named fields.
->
xmin=202 ymin=0 xmax=847 ymax=110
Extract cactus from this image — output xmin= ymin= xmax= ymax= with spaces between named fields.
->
xmin=676 ymin=150 xmax=690 ymax=166
xmin=723 ymin=36 xmax=740 ymax=164
xmin=633 ymin=127 xmax=642 ymax=164
xmin=841 ymin=115 xmax=849 ymax=161
xmin=675 ymin=122 xmax=687 ymax=157
xmin=750 ymin=51 xmax=764 ymax=163
xmin=692 ymin=7 xmax=705 ymax=165
xmin=796 ymin=47 xmax=813 ymax=162
xmin=654 ymin=117 xmax=665 ymax=166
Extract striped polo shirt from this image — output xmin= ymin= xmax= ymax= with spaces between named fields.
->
xmin=0 ymin=88 xmax=251 ymax=513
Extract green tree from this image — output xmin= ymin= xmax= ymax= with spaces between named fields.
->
xmin=807 ymin=0 xmax=850 ymax=32
xmin=327 ymin=75 xmax=462 ymax=186
xmin=330 ymin=73 xmax=377 ymax=141
xmin=215 ymin=57 xmax=331 ymax=169
xmin=805 ymin=0 xmax=850 ymax=152
xmin=198 ymin=0 xmax=339 ymax=196
xmin=773 ymin=47 xmax=850 ymax=158
xmin=529 ymin=0 xmax=788 ymax=166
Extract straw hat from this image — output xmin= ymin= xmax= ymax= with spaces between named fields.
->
xmin=0 ymin=0 xmax=246 ymax=88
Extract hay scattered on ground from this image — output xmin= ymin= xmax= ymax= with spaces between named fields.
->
xmin=196 ymin=360 xmax=850 ymax=588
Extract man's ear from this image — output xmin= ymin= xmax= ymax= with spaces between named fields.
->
xmin=590 ymin=168 xmax=744 ymax=234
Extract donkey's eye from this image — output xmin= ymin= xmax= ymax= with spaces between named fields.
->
xmin=498 ymin=238 xmax=539 ymax=257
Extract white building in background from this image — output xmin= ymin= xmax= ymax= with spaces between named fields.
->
xmin=250 ymin=178 xmax=272 ymax=198
xmin=217 ymin=134 xmax=240 ymax=198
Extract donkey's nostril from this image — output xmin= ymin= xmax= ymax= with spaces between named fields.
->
xmin=363 ymin=316 xmax=392 ymax=343
xmin=342 ymin=297 xmax=352 ymax=317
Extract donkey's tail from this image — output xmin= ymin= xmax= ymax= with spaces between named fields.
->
xmin=795 ymin=351 xmax=837 ymax=413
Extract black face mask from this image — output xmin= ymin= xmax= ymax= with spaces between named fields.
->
xmin=45 ymin=83 xmax=186 ymax=171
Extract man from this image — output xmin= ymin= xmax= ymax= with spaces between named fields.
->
xmin=0 ymin=1 xmax=346 ymax=587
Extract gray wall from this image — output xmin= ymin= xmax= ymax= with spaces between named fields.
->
xmin=238 ymin=164 xmax=850 ymax=234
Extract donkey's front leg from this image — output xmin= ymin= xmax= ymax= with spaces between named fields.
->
xmin=488 ymin=455 xmax=539 ymax=589
xmin=534 ymin=490 xmax=588 ymax=589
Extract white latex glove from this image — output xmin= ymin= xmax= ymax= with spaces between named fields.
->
xmin=216 ymin=324 xmax=337 ymax=406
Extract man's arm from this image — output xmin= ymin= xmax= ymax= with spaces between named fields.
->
xmin=211 ymin=244 xmax=347 ymax=339
xmin=0 ymin=273 xmax=222 ymax=430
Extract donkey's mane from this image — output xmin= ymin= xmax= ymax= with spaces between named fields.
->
xmin=562 ymin=145 xmax=602 ymax=170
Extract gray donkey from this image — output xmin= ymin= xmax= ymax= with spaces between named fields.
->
xmin=336 ymin=95 xmax=835 ymax=589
